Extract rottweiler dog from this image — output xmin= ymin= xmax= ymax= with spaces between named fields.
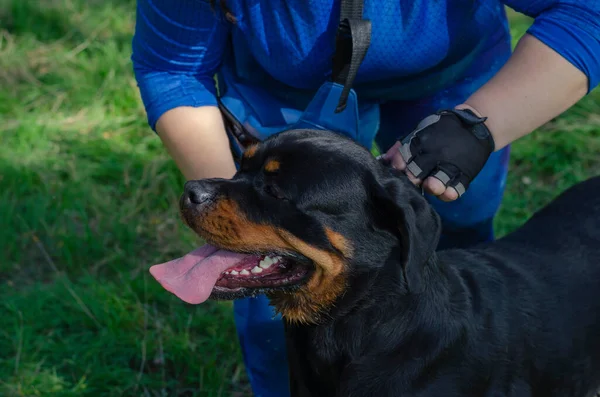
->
xmin=150 ymin=129 xmax=600 ymax=397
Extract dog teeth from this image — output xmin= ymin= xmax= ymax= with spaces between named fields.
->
xmin=259 ymin=255 xmax=281 ymax=269
xmin=226 ymin=256 xmax=283 ymax=277
xmin=251 ymin=266 xmax=263 ymax=274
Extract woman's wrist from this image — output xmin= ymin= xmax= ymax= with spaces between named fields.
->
xmin=454 ymin=103 xmax=483 ymax=118
xmin=453 ymin=103 xmax=501 ymax=151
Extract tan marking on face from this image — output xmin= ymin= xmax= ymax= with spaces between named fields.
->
xmin=264 ymin=159 xmax=280 ymax=173
xmin=182 ymin=198 xmax=281 ymax=249
xmin=182 ymin=198 xmax=348 ymax=324
xmin=269 ymin=232 xmax=347 ymax=325
xmin=325 ymin=227 xmax=354 ymax=258
xmin=243 ymin=144 xmax=258 ymax=159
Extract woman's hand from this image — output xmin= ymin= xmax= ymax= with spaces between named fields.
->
xmin=384 ymin=33 xmax=590 ymax=202
xmin=383 ymin=107 xmax=495 ymax=202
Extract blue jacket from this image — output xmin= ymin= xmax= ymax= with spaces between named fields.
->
xmin=131 ymin=0 xmax=600 ymax=131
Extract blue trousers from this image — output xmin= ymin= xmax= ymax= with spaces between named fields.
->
xmin=230 ymin=36 xmax=513 ymax=396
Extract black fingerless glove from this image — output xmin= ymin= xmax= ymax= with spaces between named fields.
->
xmin=398 ymin=108 xmax=495 ymax=197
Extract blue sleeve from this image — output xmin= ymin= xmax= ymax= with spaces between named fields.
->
xmin=131 ymin=0 xmax=232 ymax=130
xmin=502 ymin=0 xmax=600 ymax=93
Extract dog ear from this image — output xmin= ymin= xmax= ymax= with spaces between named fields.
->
xmin=371 ymin=171 xmax=441 ymax=293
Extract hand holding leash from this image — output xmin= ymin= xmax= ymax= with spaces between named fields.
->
xmin=383 ymin=108 xmax=495 ymax=201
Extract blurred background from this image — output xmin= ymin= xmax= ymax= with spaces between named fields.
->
xmin=0 ymin=1 xmax=598 ymax=396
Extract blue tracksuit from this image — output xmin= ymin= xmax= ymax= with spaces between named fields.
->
xmin=131 ymin=1 xmax=600 ymax=395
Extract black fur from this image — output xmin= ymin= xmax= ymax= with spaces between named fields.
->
xmin=195 ymin=129 xmax=600 ymax=396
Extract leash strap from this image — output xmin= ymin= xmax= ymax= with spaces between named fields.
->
xmin=331 ymin=0 xmax=371 ymax=113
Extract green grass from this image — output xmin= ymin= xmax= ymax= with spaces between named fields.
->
xmin=0 ymin=0 xmax=247 ymax=395
xmin=0 ymin=1 xmax=598 ymax=396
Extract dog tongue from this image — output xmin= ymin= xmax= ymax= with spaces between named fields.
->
xmin=149 ymin=244 xmax=248 ymax=304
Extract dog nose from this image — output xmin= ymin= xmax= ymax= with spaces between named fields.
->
xmin=183 ymin=180 xmax=216 ymax=206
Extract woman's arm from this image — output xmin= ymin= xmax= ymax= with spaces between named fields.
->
xmin=463 ymin=0 xmax=600 ymax=150
xmin=458 ymin=33 xmax=588 ymax=151
xmin=156 ymin=106 xmax=237 ymax=180
xmin=387 ymin=1 xmax=600 ymax=201
xmin=132 ymin=0 xmax=236 ymax=180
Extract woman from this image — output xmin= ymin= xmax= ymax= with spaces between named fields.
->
xmin=131 ymin=1 xmax=599 ymax=395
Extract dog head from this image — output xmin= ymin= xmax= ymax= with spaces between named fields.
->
xmin=151 ymin=129 xmax=441 ymax=324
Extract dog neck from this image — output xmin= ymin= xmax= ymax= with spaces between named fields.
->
xmin=294 ymin=251 xmax=472 ymax=375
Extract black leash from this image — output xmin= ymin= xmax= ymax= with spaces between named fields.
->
xmin=331 ymin=0 xmax=371 ymax=113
